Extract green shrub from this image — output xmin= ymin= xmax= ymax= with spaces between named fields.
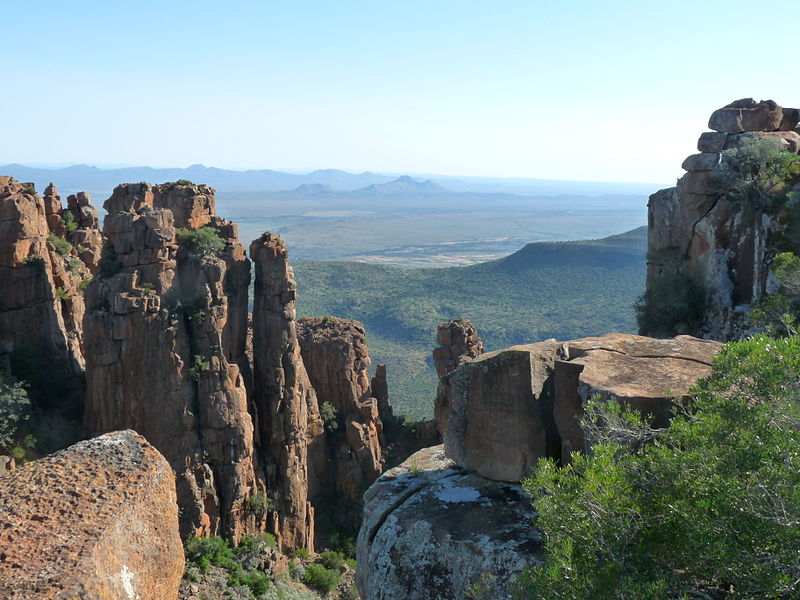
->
xmin=141 ymin=282 xmax=156 ymax=297
xmin=711 ymin=137 xmax=800 ymax=213
xmin=634 ymin=272 xmax=704 ymax=337
xmin=245 ymin=493 xmax=273 ymax=519
xmin=79 ymin=277 xmax=91 ymax=292
xmin=320 ymin=550 xmax=346 ymax=571
xmin=55 ymin=287 xmax=71 ymax=301
xmin=68 ymin=258 xmax=81 ymax=273
xmin=176 ymin=227 xmax=226 ymax=258
xmin=515 ymin=335 xmax=800 ymax=600
xmin=291 ymin=547 xmax=310 ymax=560
xmin=63 ymin=211 xmax=78 ymax=233
xmin=302 ymin=563 xmax=340 ymax=594
xmin=48 ymin=233 xmax=73 ymax=256
xmin=321 ymin=401 xmax=339 ymax=432
xmin=24 ymin=255 xmax=45 ymax=272
xmin=175 ymin=179 xmax=194 ymax=186
xmin=185 ymin=535 xmax=239 ymax=573
xmin=188 ymin=355 xmax=211 ymax=381
xmin=0 ymin=377 xmax=31 ymax=451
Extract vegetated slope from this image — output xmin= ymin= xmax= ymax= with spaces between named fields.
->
xmin=294 ymin=226 xmax=647 ymax=419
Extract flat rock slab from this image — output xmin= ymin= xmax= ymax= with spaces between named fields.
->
xmin=0 ymin=430 xmax=183 ymax=600
xmin=440 ymin=333 xmax=722 ymax=482
xmin=356 ymin=445 xmax=541 ymax=600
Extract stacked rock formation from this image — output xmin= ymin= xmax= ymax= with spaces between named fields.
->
xmin=0 ymin=177 xmax=101 ymax=407
xmin=647 ymin=98 xmax=800 ymax=339
xmin=433 ymin=319 xmax=484 ymax=435
xmin=0 ymin=430 xmax=183 ymax=600
xmin=84 ymin=182 xmax=261 ymax=543
xmin=297 ymin=317 xmax=386 ymax=504
xmin=357 ymin=333 xmax=721 ymax=600
xmin=250 ymin=232 xmax=319 ymax=553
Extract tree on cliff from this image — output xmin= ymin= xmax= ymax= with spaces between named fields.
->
xmin=516 ymin=335 xmax=800 ymax=599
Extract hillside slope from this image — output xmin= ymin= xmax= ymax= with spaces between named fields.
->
xmin=295 ymin=227 xmax=647 ymax=418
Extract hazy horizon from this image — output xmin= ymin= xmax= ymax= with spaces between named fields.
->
xmin=3 ymin=1 xmax=797 ymax=185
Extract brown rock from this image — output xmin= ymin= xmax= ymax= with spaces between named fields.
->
xmin=708 ymin=98 xmax=784 ymax=133
xmin=681 ymin=152 xmax=720 ymax=171
xmin=552 ymin=334 xmax=722 ymax=463
xmin=440 ymin=334 xmax=721 ymax=482
xmin=251 ymin=232 xmax=317 ymax=552
xmin=442 ymin=340 xmax=561 ymax=482
xmin=84 ymin=182 xmax=260 ymax=543
xmin=0 ymin=430 xmax=183 ymax=600
xmin=647 ymin=99 xmax=800 ymax=340
xmin=432 ymin=319 xmax=484 ymax=377
xmin=434 ymin=319 xmax=484 ymax=436
xmin=0 ymin=177 xmax=96 ymax=409
xmin=697 ymin=131 xmax=728 ymax=153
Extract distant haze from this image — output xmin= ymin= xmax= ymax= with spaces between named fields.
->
xmin=1 ymin=1 xmax=796 ymax=183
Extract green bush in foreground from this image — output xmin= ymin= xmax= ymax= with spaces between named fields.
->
xmin=516 ymin=335 xmax=800 ymax=599
xmin=0 ymin=377 xmax=31 ymax=451
xmin=176 ymin=226 xmax=226 ymax=258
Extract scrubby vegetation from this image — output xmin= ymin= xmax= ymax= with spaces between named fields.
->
xmin=711 ymin=137 xmax=800 ymax=213
xmin=0 ymin=376 xmax=31 ymax=452
xmin=515 ymin=335 xmax=800 ymax=599
xmin=295 ymin=228 xmax=646 ymax=418
xmin=181 ymin=534 xmax=355 ymax=599
xmin=176 ymin=226 xmax=226 ymax=258
xmin=48 ymin=232 xmax=73 ymax=256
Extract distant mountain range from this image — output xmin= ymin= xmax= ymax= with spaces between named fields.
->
xmin=0 ymin=163 xmax=666 ymax=199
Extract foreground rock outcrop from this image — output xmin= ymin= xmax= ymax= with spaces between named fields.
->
xmin=0 ymin=177 xmax=101 ymax=407
xmin=646 ymin=98 xmax=800 ymax=339
xmin=0 ymin=430 xmax=183 ymax=600
xmin=442 ymin=333 xmax=721 ymax=481
xmin=356 ymin=445 xmax=540 ymax=600
xmin=84 ymin=182 xmax=260 ymax=543
xmin=358 ymin=333 xmax=721 ymax=599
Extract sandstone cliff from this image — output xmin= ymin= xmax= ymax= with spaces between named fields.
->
xmin=84 ymin=182 xmax=261 ymax=543
xmin=297 ymin=316 xmax=385 ymax=505
xmin=645 ymin=98 xmax=800 ymax=340
xmin=0 ymin=430 xmax=183 ymax=600
xmin=0 ymin=177 xmax=101 ymax=409
xmin=250 ymin=232 xmax=317 ymax=553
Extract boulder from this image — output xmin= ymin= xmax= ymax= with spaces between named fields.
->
xmin=356 ymin=445 xmax=541 ymax=600
xmin=442 ymin=341 xmax=561 ymax=482
xmin=440 ymin=334 xmax=721 ymax=482
xmin=0 ymin=430 xmax=183 ymax=600
xmin=708 ymin=98 xmax=784 ymax=133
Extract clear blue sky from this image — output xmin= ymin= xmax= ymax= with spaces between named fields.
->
xmin=2 ymin=0 xmax=797 ymax=183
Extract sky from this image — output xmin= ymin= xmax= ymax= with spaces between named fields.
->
xmin=2 ymin=0 xmax=798 ymax=184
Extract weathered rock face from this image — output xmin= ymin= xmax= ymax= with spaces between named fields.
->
xmin=356 ymin=445 xmax=541 ymax=600
xmin=0 ymin=430 xmax=183 ymax=600
xmin=297 ymin=316 xmax=386 ymax=504
xmin=433 ymin=319 xmax=484 ymax=436
xmin=84 ymin=182 xmax=260 ymax=543
xmin=432 ymin=319 xmax=484 ymax=378
xmin=441 ymin=333 xmax=721 ymax=482
xmin=647 ymin=98 xmax=800 ymax=340
xmin=0 ymin=177 xmax=100 ymax=406
xmin=250 ymin=232 xmax=317 ymax=553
